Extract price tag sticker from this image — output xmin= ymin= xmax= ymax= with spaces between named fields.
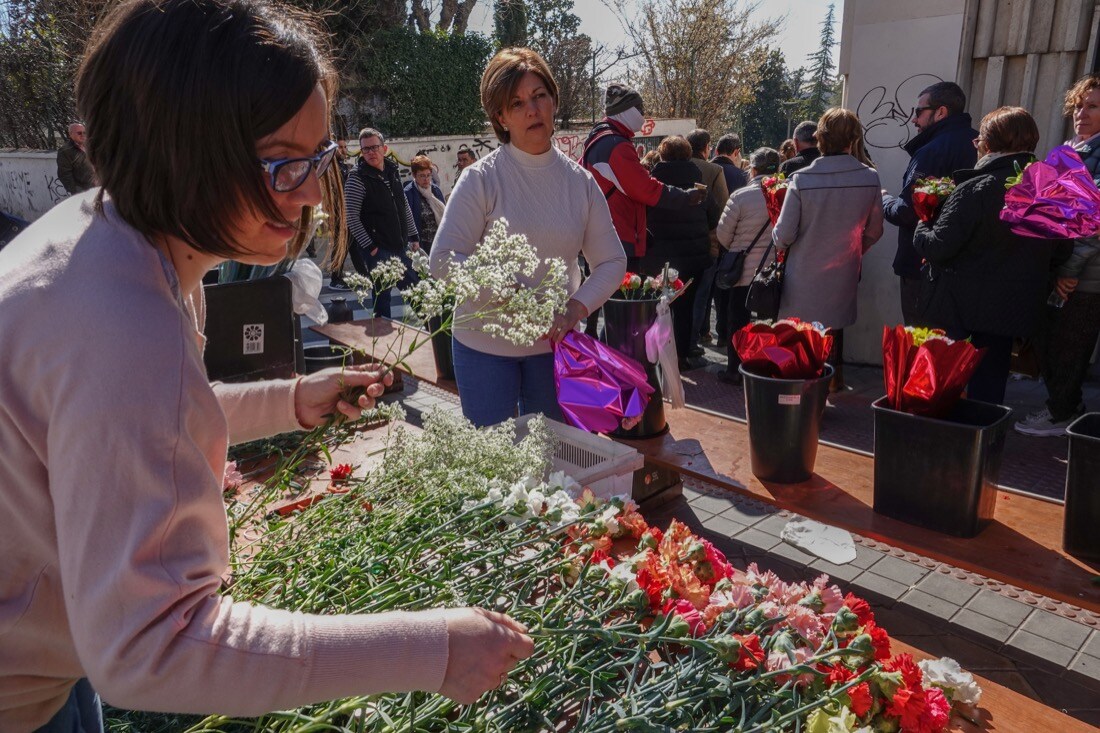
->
xmin=778 ymin=394 xmax=801 ymax=406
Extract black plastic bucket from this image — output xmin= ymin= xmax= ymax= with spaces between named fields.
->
xmin=602 ymin=297 xmax=667 ymax=439
xmin=739 ymin=363 xmax=833 ymax=483
xmin=428 ymin=315 xmax=455 ymax=381
xmin=871 ymin=396 xmax=1011 ymax=538
xmin=303 ymin=344 xmax=352 ymax=374
xmin=1065 ymin=413 xmax=1100 ymax=562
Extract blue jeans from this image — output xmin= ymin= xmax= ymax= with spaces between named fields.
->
xmin=363 ymin=247 xmax=418 ymax=320
xmin=693 ymin=262 xmax=717 ymax=341
xmin=35 ymin=680 xmax=103 ymax=733
xmin=452 ymin=338 xmax=562 ymax=427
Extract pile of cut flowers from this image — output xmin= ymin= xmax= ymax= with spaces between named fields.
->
xmin=108 ymin=410 xmax=980 ymax=732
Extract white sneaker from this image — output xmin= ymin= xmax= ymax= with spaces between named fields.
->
xmin=1014 ymin=409 xmax=1080 ymax=437
xmin=1017 ymin=407 xmax=1052 ymax=427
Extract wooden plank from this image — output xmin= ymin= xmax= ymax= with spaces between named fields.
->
xmin=892 ymin=638 xmax=1097 ymax=732
xmin=618 ymin=407 xmax=1100 ymax=613
xmin=312 ymin=317 xmax=455 ymax=390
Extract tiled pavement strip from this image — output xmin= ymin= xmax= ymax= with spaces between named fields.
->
xmin=309 ymin=295 xmax=1100 ymax=722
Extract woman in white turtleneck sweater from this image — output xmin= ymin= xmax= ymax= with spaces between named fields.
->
xmin=430 ymin=48 xmax=627 ymax=428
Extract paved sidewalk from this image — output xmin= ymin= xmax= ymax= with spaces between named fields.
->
xmin=678 ymin=341 xmax=1100 ymax=502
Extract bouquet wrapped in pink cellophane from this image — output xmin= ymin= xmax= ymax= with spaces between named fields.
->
xmin=1000 ymin=145 xmax=1100 ymax=239
xmin=553 ymin=331 xmax=653 ymax=434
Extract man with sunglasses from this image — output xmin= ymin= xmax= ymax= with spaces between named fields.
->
xmin=344 ymin=126 xmax=419 ymax=318
xmin=882 ymin=81 xmax=978 ymax=324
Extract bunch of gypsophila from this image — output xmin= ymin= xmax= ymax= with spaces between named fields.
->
xmin=104 ymin=411 xmax=982 ymax=733
xmin=344 ymin=217 xmax=569 ymax=379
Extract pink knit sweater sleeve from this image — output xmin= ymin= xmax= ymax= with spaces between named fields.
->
xmin=212 ymin=379 xmax=302 ymax=445
xmin=45 ymin=281 xmax=448 ymax=715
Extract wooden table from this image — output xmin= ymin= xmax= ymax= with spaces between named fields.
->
xmin=312 ymin=317 xmax=454 ymax=389
xmin=233 ymin=416 xmax=1095 ymax=732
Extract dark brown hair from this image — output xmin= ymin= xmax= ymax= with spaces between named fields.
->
xmin=815 ymin=108 xmax=864 ymax=155
xmin=1064 ymin=73 xmax=1100 ymax=117
xmin=657 ymin=135 xmax=692 ymax=162
xmin=481 ymin=47 xmax=558 ymax=144
xmin=77 ymin=0 xmax=345 ymax=267
xmin=979 ymin=107 xmax=1039 ymax=153
xmin=410 ymin=155 xmax=433 ymax=174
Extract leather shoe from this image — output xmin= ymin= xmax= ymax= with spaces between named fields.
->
xmin=688 ymin=346 xmax=705 ymax=357
xmin=716 ymin=370 xmax=742 ymax=386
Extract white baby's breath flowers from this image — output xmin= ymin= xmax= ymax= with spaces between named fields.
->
xmin=918 ymin=657 xmax=982 ymax=705
xmin=425 ymin=218 xmax=569 ymax=347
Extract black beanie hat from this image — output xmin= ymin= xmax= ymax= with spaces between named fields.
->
xmin=605 ymin=83 xmax=644 ymax=116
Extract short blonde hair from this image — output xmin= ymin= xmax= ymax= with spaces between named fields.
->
xmin=815 ymin=108 xmax=864 ymax=155
xmin=480 ymin=47 xmax=559 ymax=144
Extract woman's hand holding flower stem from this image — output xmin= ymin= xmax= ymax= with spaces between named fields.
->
xmin=293 ymin=365 xmax=394 ymax=428
xmin=546 ymin=299 xmax=588 ymax=344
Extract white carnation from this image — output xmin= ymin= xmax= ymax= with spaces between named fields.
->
xmin=919 ymin=657 xmax=982 ymax=705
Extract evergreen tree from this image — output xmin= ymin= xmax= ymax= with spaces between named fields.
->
xmin=804 ymin=2 xmax=839 ymax=121
xmin=494 ymin=0 xmax=528 ymax=47
xmin=736 ymin=48 xmax=790 ymax=151
xmin=526 ymin=0 xmax=593 ymax=128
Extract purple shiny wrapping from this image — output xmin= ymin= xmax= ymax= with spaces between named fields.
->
xmin=553 ymin=331 xmax=655 ymax=434
xmin=1000 ymin=146 xmax=1100 ymax=239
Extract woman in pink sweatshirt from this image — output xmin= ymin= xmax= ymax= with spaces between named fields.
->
xmin=0 ymin=0 xmax=532 ymax=730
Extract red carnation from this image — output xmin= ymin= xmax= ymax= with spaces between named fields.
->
xmin=329 ymin=463 xmax=353 ymax=482
xmin=848 ymin=681 xmax=873 ymax=717
xmin=865 ymin=620 xmax=892 ymax=660
xmin=843 ymin=592 xmax=874 ymax=625
xmin=730 ymin=634 xmax=765 ymax=671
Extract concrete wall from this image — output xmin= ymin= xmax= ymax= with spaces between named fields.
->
xmin=840 ymin=0 xmax=970 ymax=365
xmin=0 ymin=151 xmax=68 ymax=221
xmin=0 ymin=119 xmax=695 ymax=223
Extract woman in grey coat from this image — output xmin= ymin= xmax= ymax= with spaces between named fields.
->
xmin=771 ymin=108 xmax=885 ymax=388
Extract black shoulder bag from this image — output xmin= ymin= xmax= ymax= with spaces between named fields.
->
xmin=714 ymin=220 xmax=769 ymax=290
xmin=745 ymin=238 xmax=786 ymax=321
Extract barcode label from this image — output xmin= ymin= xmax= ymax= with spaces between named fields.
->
xmin=778 ymin=394 xmax=801 ymax=406
xmin=243 ymin=324 xmax=265 ymax=355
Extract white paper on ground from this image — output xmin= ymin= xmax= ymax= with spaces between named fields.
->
xmin=780 ymin=517 xmax=857 ymax=565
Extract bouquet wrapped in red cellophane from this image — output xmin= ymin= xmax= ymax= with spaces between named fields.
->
xmin=882 ymin=325 xmax=986 ymax=418
xmin=761 ymin=173 xmax=790 ymax=225
xmin=732 ymin=318 xmax=833 ymax=379
xmin=911 ymin=176 xmax=956 ymax=222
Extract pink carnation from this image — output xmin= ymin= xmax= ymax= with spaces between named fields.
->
xmin=663 ymin=598 xmax=708 ymax=636
xmin=783 ymin=604 xmax=826 ymax=645
xmin=223 ymin=461 xmax=244 ymax=491
xmin=812 ymin=574 xmax=846 ymax=613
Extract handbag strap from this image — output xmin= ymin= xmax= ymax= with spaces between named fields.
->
xmin=743 ymin=220 xmax=769 ymax=255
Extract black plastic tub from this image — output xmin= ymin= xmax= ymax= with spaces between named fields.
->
xmin=303 ymin=345 xmax=352 ymax=374
xmin=871 ymin=396 xmax=1011 ymax=538
xmin=428 ymin=315 xmax=455 ymax=381
xmin=1064 ymin=413 xmax=1100 ymax=562
xmin=602 ymin=297 xmax=667 ymax=439
xmin=739 ymin=363 xmax=833 ymax=483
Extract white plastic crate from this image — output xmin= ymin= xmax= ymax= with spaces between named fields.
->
xmin=515 ymin=414 xmax=644 ymax=499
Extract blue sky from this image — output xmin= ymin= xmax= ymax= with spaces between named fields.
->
xmin=467 ymin=0 xmax=844 ymax=70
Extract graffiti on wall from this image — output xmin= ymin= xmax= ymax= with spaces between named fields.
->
xmin=856 ymin=73 xmax=943 ymax=150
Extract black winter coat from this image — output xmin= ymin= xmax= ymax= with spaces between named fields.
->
xmin=884 ymin=113 xmax=978 ymax=278
xmin=643 ymin=160 xmax=710 ymax=275
xmin=912 ymin=153 xmax=1070 ymax=338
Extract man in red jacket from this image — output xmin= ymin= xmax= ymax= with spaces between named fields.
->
xmin=582 ymin=83 xmax=704 ymax=269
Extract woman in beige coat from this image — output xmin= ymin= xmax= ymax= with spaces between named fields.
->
xmin=771 ymin=108 xmax=885 ymax=389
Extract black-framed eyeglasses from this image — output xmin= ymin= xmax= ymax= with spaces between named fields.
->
xmin=258 ymin=140 xmax=338 ymax=193
xmin=912 ymin=105 xmax=939 ymax=117
xmin=361 ymin=144 xmax=385 ymax=153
